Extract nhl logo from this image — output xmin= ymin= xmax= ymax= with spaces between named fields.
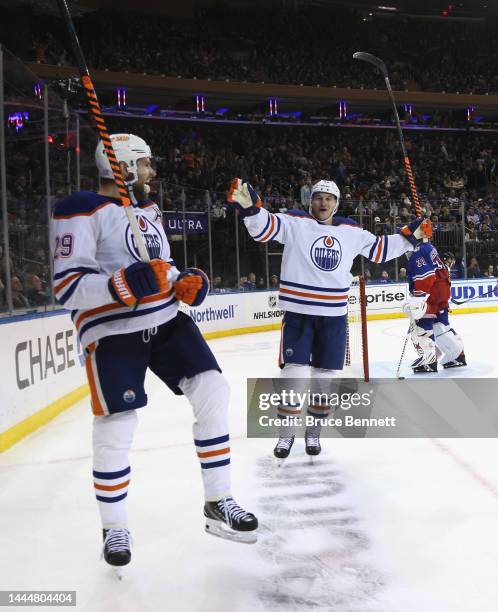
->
xmin=310 ymin=235 xmax=342 ymax=271
xmin=123 ymin=389 xmax=136 ymax=403
xmin=268 ymin=295 xmax=277 ymax=308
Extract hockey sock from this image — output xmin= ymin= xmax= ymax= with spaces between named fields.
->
xmin=277 ymin=364 xmax=310 ymax=436
xmin=92 ymin=410 xmax=138 ymax=528
xmin=308 ymin=368 xmax=334 ymax=430
xmin=179 ymin=370 xmax=231 ymax=502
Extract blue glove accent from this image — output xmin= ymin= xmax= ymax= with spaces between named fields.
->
xmin=399 ymin=218 xmax=424 ymax=246
xmin=226 ymin=178 xmax=262 ymax=219
xmin=175 ymin=267 xmax=209 ymax=306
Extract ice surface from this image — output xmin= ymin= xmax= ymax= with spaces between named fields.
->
xmin=1 ymin=313 xmax=498 ymax=611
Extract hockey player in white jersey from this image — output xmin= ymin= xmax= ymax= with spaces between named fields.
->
xmin=227 ymin=177 xmax=431 ymax=459
xmin=52 ymin=135 xmax=258 ymax=570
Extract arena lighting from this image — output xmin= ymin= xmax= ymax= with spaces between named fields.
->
xmin=195 ymin=95 xmax=205 ymax=113
xmin=7 ymin=112 xmax=29 ymax=132
xmin=117 ymin=88 xmax=127 ymax=110
xmin=467 ymin=105 xmax=476 ymax=121
xmin=377 ymin=6 xmax=398 ymax=11
xmin=34 ymin=83 xmax=42 ymax=100
xmin=269 ymin=98 xmax=278 ymax=115
xmin=338 ymin=101 xmax=347 ymax=119
xmin=404 ymin=104 xmax=413 ymax=117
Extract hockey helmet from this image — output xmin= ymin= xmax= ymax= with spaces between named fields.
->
xmin=443 ymin=251 xmax=456 ymax=266
xmin=95 ymin=133 xmax=152 ymax=185
xmin=309 ymin=180 xmax=340 ymax=221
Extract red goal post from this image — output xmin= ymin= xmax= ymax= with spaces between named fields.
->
xmin=345 ymin=276 xmax=369 ymax=382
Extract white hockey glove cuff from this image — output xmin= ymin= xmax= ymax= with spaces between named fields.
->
xmin=402 ymin=295 xmax=428 ymax=320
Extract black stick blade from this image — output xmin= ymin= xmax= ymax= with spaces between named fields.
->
xmin=353 ymin=51 xmax=388 ymax=77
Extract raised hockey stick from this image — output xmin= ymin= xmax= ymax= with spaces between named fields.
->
xmin=56 ymin=0 xmax=150 ymax=263
xmin=450 ymin=286 xmax=497 ymax=305
xmin=353 ymin=52 xmax=422 ymax=218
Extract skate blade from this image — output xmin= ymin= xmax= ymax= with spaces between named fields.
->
xmin=205 ymin=519 xmax=258 ymax=544
xmin=111 ymin=566 xmax=126 ymax=580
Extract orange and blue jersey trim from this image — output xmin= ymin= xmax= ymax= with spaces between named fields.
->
xmin=54 ymin=267 xmax=99 ymax=305
xmin=253 ymin=211 xmax=282 ymax=242
xmin=368 ymin=235 xmax=389 ymax=263
xmin=279 ymin=279 xmax=349 ymax=308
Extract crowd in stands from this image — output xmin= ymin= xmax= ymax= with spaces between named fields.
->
xmin=1 ymin=6 xmax=498 ymax=94
xmin=2 ymin=115 xmax=498 ymax=311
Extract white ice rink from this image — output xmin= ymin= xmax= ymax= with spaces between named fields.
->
xmin=1 ymin=312 xmax=498 ymax=612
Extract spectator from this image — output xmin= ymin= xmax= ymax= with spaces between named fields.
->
xmin=270 ymin=274 xmax=279 ymax=289
xmin=243 ymin=272 xmax=257 ymax=291
xmin=300 ymin=176 xmax=312 ymax=209
xmin=211 ymin=275 xmax=226 ymax=293
xmin=24 ymin=273 xmax=49 ymax=306
xmin=11 ymin=276 xmax=30 ymax=309
xmin=378 ymin=270 xmax=392 ymax=283
xmin=467 ymin=257 xmax=481 ymax=278
xmin=399 ymin=267 xmax=407 ymax=282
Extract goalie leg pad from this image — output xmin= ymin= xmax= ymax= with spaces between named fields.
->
xmin=434 ymin=321 xmax=465 ymax=365
xmin=410 ymin=318 xmax=437 ymax=367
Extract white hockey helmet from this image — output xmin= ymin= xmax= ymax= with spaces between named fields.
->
xmin=309 ymin=179 xmax=340 ymax=220
xmin=95 ymin=133 xmax=152 ymax=185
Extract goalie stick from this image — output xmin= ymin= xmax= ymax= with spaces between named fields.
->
xmin=56 ymin=0 xmax=150 ymax=263
xmin=450 ymin=286 xmax=497 ymax=306
xmin=353 ymin=51 xmax=422 ymax=219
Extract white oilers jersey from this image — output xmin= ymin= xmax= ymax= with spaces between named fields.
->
xmin=52 ymin=190 xmax=180 ymax=349
xmin=244 ymin=208 xmax=413 ymax=317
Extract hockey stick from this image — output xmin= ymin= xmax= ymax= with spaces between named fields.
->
xmin=56 ymin=0 xmax=150 ymax=263
xmin=353 ymin=52 xmax=422 ymax=218
xmin=450 ymin=286 xmax=497 ymax=305
xmin=395 ymin=320 xmax=412 ymax=380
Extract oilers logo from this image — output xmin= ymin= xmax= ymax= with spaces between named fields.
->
xmin=310 ymin=235 xmax=342 ymax=271
xmin=125 ymin=214 xmax=164 ymax=261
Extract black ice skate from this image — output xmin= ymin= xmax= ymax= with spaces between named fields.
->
xmin=305 ymin=429 xmax=322 ymax=456
xmin=102 ymin=528 xmax=131 ymax=571
xmin=443 ymin=352 xmax=467 ymax=369
xmin=204 ymin=496 xmax=258 ymax=544
xmin=273 ymin=435 xmax=295 ymax=459
xmin=411 ymin=355 xmax=438 ymax=374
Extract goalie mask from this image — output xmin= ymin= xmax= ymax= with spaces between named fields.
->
xmin=95 ymin=133 xmax=152 ymax=186
xmin=443 ymin=251 xmax=456 ymax=268
xmin=309 ymin=180 xmax=340 ymax=222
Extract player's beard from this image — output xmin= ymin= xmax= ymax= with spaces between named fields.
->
xmin=133 ymin=182 xmax=150 ymax=201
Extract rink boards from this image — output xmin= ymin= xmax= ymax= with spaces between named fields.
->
xmin=1 ymin=278 xmax=497 ymax=451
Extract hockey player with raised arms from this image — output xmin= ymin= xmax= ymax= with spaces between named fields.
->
xmin=403 ymin=246 xmax=466 ymax=373
xmin=227 ymin=178 xmax=431 ymax=459
xmin=52 ymin=134 xmax=258 ymax=570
